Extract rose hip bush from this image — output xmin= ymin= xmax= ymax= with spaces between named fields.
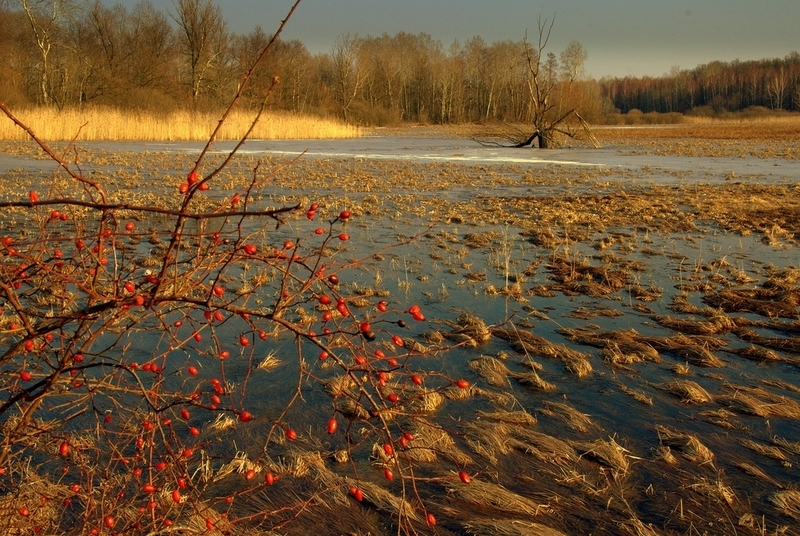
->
xmin=0 ymin=5 xmax=472 ymax=535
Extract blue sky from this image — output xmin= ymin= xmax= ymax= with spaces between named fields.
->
xmin=107 ymin=0 xmax=798 ymax=78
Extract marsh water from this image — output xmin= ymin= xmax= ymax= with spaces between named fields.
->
xmin=2 ymin=135 xmax=800 ymax=535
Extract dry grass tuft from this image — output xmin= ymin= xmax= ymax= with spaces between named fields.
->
xmin=470 ymin=355 xmax=512 ymax=387
xmin=446 ymin=477 xmax=551 ymax=517
xmin=515 ymin=370 xmax=557 ymax=391
xmin=511 ymin=428 xmax=577 ymax=466
xmin=476 ymin=409 xmax=537 ymax=426
xmin=558 ymin=327 xmax=660 ymax=363
xmin=641 ymin=333 xmax=726 ymax=367
xmin=462 ymin=420 xmax=514 ymax=464
xmin=738 ymin=438 xmax=788 ymax=461
xmin=444 ymin=312 xmax=493 ymax=346
xmin=657 ymin=380 xmax=714 ymax=404
xmin=655 ymin=425 xmax=715 ymax=466
xmin=617 ymin=383 xmax=653 ymax=405
xmin=464 ymin=519 xmax=568 ymax=536
xmin=493 ymin=327 xmax=591 ymax=362
xmin=574 ymin=438 xmax=630 ymax=478
xmin=768 ymin=490 xmax=800 ymax=518
xmin=717 ymin=385 xmax=800 ymax=418
xmin=687 ymin=477 xmax=736 ymax=506
xmin=406 ymin=420 xmax=473 ymax=465
xmin=540 ymin=401 xmax=596 ymax=433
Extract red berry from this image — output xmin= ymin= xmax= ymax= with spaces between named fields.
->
xmin=20 ymin=371 xmax=32 ymax=381
xmin=187 ymin=365 xmax=199 ymax=376
xmin=338 ymin=233 xmax=349 ymax=241
xmin=265 ymin=472 xmax=275 ymax=485
xmin=245 ymin=469 xmax=256 ymax=480
xmin=339 ymin=210 xmax=351 ymax=220
xmin=459 ymin=470 xmax=471 ymax=484
xmin=187 ymin=170 xmax=198 ymax=185
xmin=172 ymin=489 xmax=181 ymax=503
xmin=326 ymin=418 xmax=338 ymax=434
xmin=315 ymin=228 xmax=325 ymax=235
xmin=456 ymin=379 xmax=470 ymax=389
xmin=125 ymin=222 xmax=135 ymax=231
xmin=411 ymin=374 xmax=423 ymax=386
xmin=392 ymin=335 xmax=404 ymax=347
xmin=179 ymin=183 xmax=189 ymax=194
xmin=212 ymin=285 xmax=224 ymax=297
xmin=377 ymin=300 xmax=388 ymax=312
xmin=59 ymin=441 xmax=70 ymax=457
xmin=239 ymin=335 xmax=249 ymax=347
xmin=104 ymin=516 xmax=115 ymax=528
xmin=243 ymin=243 xmax=256 ymax=255
xmin=180 ymin=408 xmax=190 ymax=420
xmin=285 ymin=429 xmax=297 ymax=441
xmin=142 ymin=483 xmax=157 ymax=493
xmin=384 ymin=468 xmax=394 ymax=481
xmin=182 ymin=448 xmax=193 ymax=458
xmin=318 ymin=294 xmax=331 ymax=305
xmin=189 ymin=427 xmax=200 ymax=436
xmin=360 ymin=321 xmax=371 ymax=333
xmin=426 ymin=513 xmax=436 ymax=526
xmin=283 ymin=240 xmax=294 ymax=250
xmin=239 ymin=411 xmax=253 ymax=423
xmin=29 ymin=191 xmax=38 ymax=203
xmin=349 ymin=486 xmax=363 ymax=501
xmin=124 ymin=281 xmax=135 ymax=293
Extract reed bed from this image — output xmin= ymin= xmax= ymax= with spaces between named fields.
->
xmin=463 ymin=519 xmax=568 ymax=536
xmin=0 ymin=106 xmax=361 ymax=141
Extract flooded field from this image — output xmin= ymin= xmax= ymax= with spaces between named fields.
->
xmin=1 ymin=126 xmax=799 ymax=535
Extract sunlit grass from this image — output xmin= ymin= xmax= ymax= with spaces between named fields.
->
xmin=0 ymin=106 xmax=362 ymax=141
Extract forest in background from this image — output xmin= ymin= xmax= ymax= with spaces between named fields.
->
xmin=1 ymin=0 xmax=799 ymax=126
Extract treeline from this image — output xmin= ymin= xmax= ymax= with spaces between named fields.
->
xmin=1 ymin=0 xmax=797 ymax=125
xmin=604 ymin=55 xmax=800 ymax=115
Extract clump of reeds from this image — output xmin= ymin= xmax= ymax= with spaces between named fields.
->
xmin=464 ymin=519 xmax=568 ymax=536
xmin=574 ymin=438 xmax=630 ymax=478
xmin=515 ymin=370 xmax=557 ymax=391
xmin=446 ymin=477 xmax=550 ymax=517
xmin=767 ymin=490 xmax=800 ymax=517
xmin=641 ymin=333 xmax=726 ymax=367
xmin=738 ymin=438 xmax=788 ymax=461
xmin=405 ymin=387 xmax=445 ymax=414
xmin=444 ymin=312 xmax=492 ymax=346
xmin=617 ymin=383 xmax=653 ymax=405
xmin=476 ymin=409 xmax=537 ymax=426
xmin=462 ymin=420 xmax=514 ymax=465
xmin=511 ymin=428 xmax=577 ymax=466
xmin=657 ymin=380 xmax=714 ymax=404
xmin=652 ymin=313 xmax=735 ymax=335
xmin=406 ymin=420 xmax=473 ymax=465
xmin=492 ymin=327 xmax=591 ymax=362
xmin=558 ymin=327 xmax=660 ymax=363
xmin=540 ymin=401 xmax=596 ymax=433
xmin=469 ymin=355 xmax=511 ymax=387
xmin=688 ymin=477 xmax=736 ymax=506
xmin=655 ymin=425 xmax=715 ymax=466
xmin=717 ymin=384 xmax=800 ymax=418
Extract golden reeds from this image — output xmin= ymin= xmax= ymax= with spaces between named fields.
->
xmin=0 ymin=106 xmax=361 ymax=141
xmin=446 ymin=477 xmax=551 ymax=517
xmin=768 ymin=490 xmax=800 ymax=518
xmin=655 ymin=425 xmax=715 ymax=466
xmin=540 ymin=401 xmax=596 ymax=433
xmin=657 ymin=380 xmax=714 ymax=404
xmin=469 ymin=355 xmax=512 ymax=387
xmin=574 ymin=438 xmax=630 ymax=478
xmin=464 ymin=519 xmax=568 ymax=536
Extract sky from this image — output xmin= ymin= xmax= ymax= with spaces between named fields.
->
xmin=106 ymin=0 xmax=799 ymax=79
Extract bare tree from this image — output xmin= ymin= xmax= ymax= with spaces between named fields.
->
xmin=18 ymin=0 xmax=76 ymax=106
xmin=331 ymin=33 xmax=364 ymax=121
xmin=171 ymin=0 xmax=226 ymax=102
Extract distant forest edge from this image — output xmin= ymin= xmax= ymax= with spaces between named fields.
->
xmin=1 ymin=0 xmax=798 ymax=126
